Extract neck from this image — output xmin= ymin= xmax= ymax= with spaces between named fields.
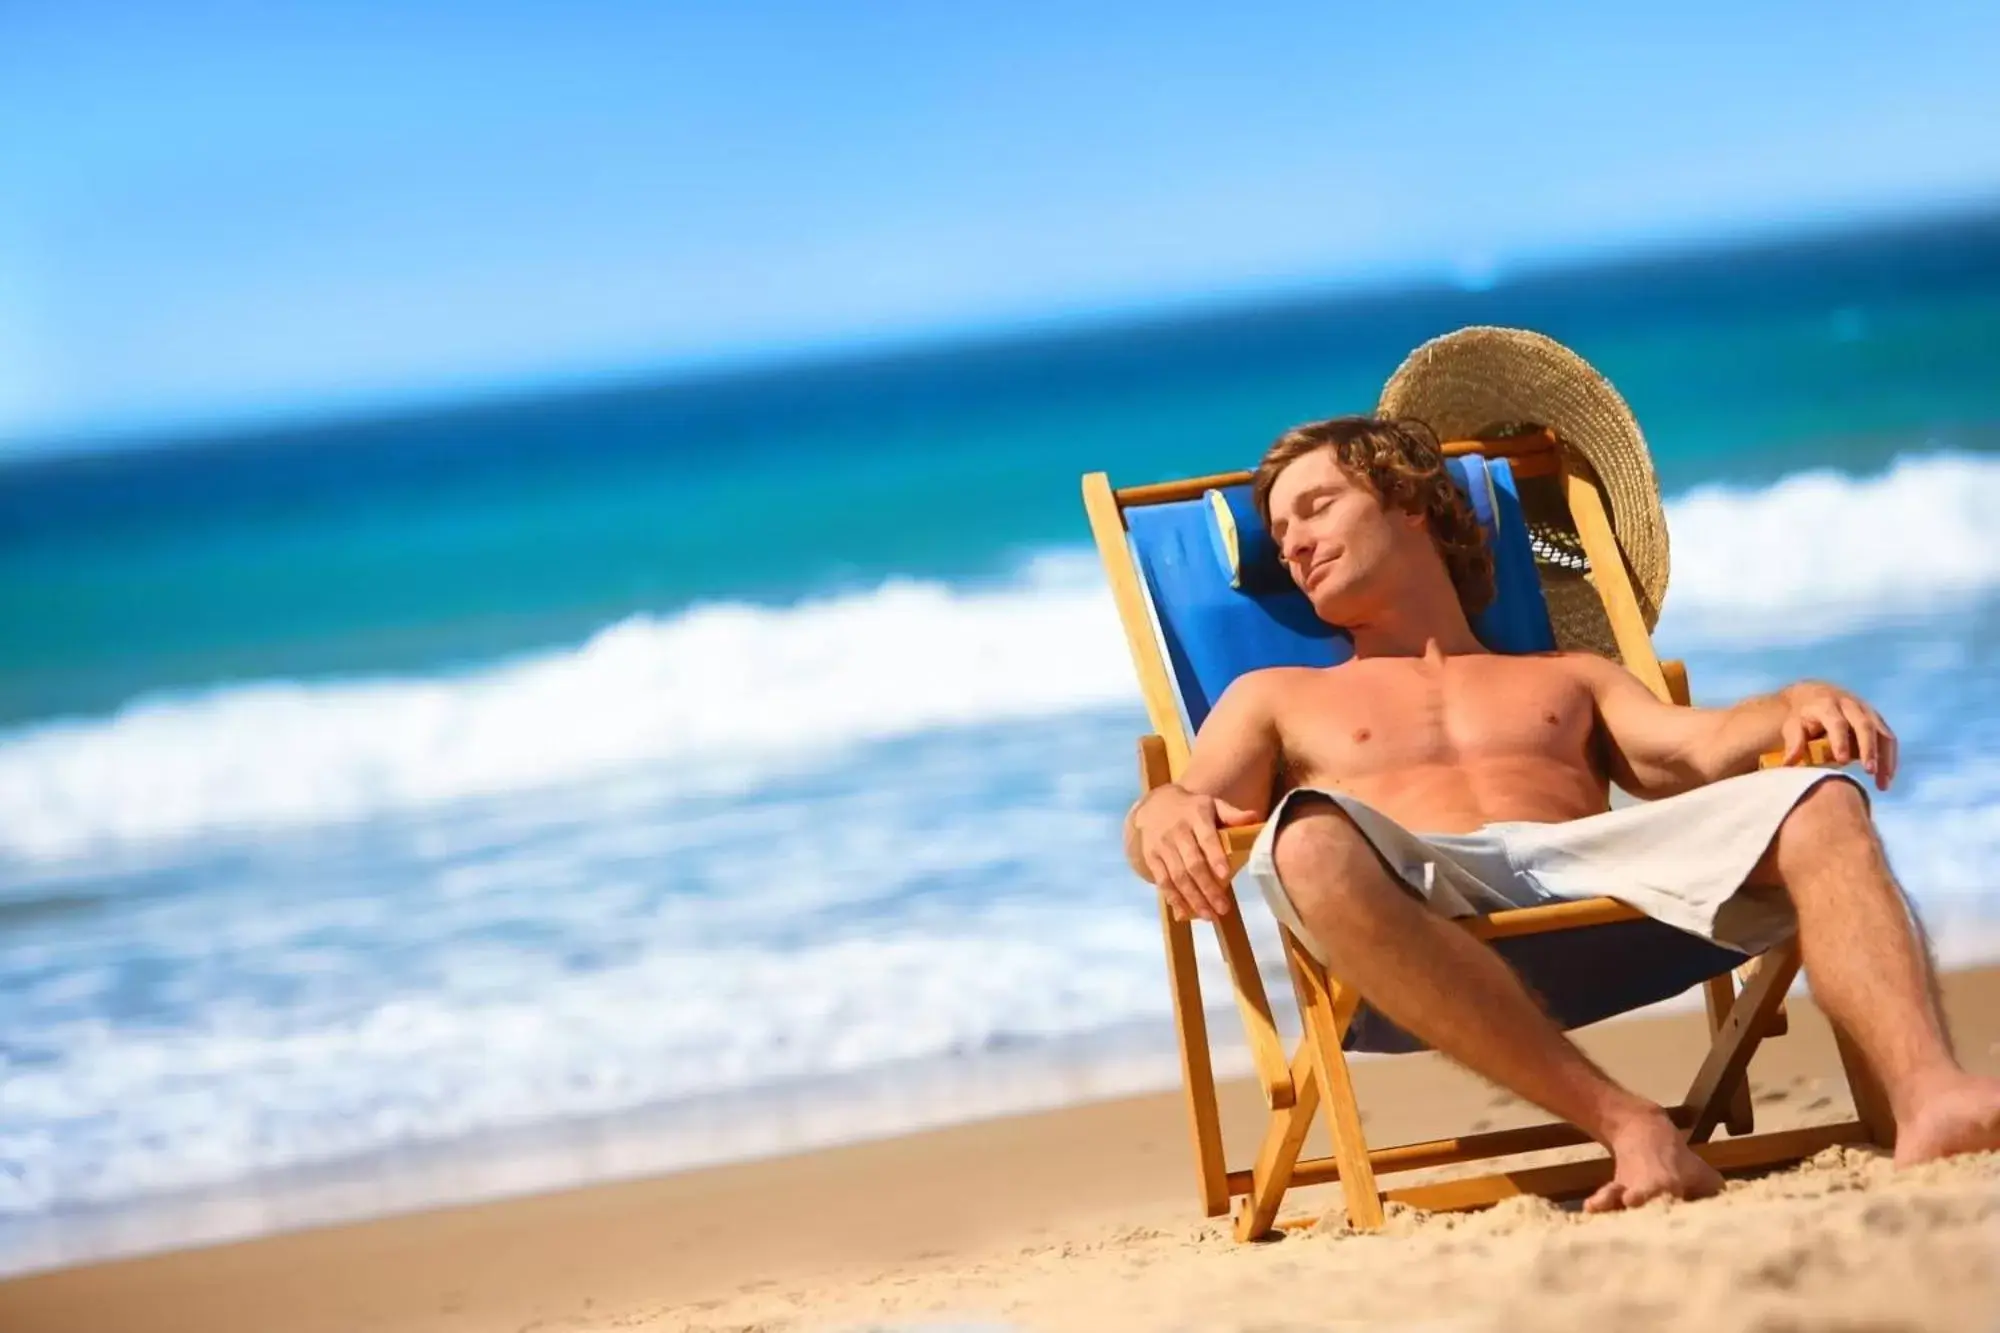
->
xmin=1346 ymin=613 xmax=1485 ymax=660
xmin=1337 ymin=571 xmax=1486 ymax=660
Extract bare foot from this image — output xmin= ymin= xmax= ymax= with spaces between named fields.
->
xmin=1893 ymin=1074 xmax=2000 ymax=1167
xmin=1584 ymin=1114 xmax=1723 ymax=1213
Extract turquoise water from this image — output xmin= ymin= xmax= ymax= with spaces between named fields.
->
xmin=2 ymin=211 xmax=1999 ymax=1270
xmin=8 ymin=213 xmax=2000 ymax=725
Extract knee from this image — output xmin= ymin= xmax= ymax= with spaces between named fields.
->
xmin=1270 ymin=801 xmax=1393 ymax=911
xmin=1773 ymin=778 xmax=1877 ymax=870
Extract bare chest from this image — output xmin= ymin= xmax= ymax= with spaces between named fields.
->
xmin=1273 ymin=657 xmax=1599 ymax=783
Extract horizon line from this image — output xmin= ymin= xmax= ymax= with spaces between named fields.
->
xmin=8 ymin=194 xmax=1998 ymax=464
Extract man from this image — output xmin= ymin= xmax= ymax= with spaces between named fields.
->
xmin=1124 ymin=400 xmax=2000 ymax=1213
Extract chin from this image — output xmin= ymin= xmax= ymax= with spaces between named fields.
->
xmin=1302 ymin=559 xmax=1381 ymax=625
xmin=1305 ymin=586 xmax=1358 ymax=626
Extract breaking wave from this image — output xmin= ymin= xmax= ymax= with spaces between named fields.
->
xmin=4 ymin=453 xmax=1999 ymax=862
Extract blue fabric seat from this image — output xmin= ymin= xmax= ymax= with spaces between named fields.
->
xmin=1126 ymin=457 xmax=1747 ymax=1054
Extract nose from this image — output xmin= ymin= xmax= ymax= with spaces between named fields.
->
xmin=1281 ymin=529 xmax=1314 ymax=568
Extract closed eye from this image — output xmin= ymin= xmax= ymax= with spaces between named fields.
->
xmin=1277 ymin=487 xmax=1339 ymax=539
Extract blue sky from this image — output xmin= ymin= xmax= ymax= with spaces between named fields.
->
xmin=4 ymin=1 xmax=1999 ymax=448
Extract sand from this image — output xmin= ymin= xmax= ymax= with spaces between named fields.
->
xmin=3 ymin=969 xmax=1997 ymax=1333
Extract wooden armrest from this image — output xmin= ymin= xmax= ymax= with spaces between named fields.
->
xmin=1664 ymin=659 xmax=1848 ymax=773
xmin=1464 ymin=897 xmax=1645 ymax=938
xmin=1222 ymin=822 xmax=1262 ymax=872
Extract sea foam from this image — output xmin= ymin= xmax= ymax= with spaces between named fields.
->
xmin=1656 ymin=451 xmax=2000 ymax=645
xmin=4 ymin=453 xmax=2000 ymax=1236
xmin=0 ymin=556 xmax=1134 ymax=863
xmin=3 ymin=452 xmax=1999 ymax=863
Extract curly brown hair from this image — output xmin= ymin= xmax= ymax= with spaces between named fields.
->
xmin=1250 ymin=415 xmax=1495 ymax=616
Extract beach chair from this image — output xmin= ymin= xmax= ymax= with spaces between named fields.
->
xmin=1080 ymin=428 xmax=1893 ymax=1237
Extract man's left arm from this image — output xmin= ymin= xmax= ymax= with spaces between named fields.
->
xmin=1574 ymin=655 xmax=1898 ymax=798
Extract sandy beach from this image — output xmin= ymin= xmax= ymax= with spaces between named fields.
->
xmin=3 ymin=966 xmax=1995 ymax=1333
xmin=13 ymin=15 xmax=2000 ymax=1333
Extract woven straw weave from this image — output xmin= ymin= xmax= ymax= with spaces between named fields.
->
xmin=1379 ymin=327 xmax=1670 ymax=645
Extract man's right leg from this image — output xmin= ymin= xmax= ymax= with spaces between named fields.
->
xmin=1272 ymin=797 xmax=1720 ymax=1211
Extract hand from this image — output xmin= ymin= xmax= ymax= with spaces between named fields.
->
xmin=1778 ymin=682 xmax=1898 ymax=790
xmin=1128 ymin=785 xmax=1261 ymax=922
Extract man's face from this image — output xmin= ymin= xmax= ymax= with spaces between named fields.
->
xmin=1265 ymin=448 xmax=1425 ymax=619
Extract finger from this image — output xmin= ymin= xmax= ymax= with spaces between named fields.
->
xmin=1191 ymin=818 xmax=1233 ymax=887
xmin=1145 ymin=851 xmax=1191 ymax=922
xmin=1167 ymin=811 xmax=1221 ymax=881
xmin=1839 ymin=700 xmax=1877 ymax=778
xmin=1158 ymin=843 xmax=1209 ymax=921
xmin=1780 ymin=717 xmax=1806 ymax=766
xmin=1862 ymin=708 xmax=1898 ymax=789
xmin=1172 ymin=829 xmax=1231 ymax=918
xmin=1214 ymin=798 xmax=1261 ymax=827
xmin=1816 ymin=708 xmax=1855 ymax=765
xmin=1181 ymin=825 xmax=1231 ymax=908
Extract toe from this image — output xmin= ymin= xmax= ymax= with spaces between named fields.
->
xmin=1583 ymin=1181 xmax=1627 ymax=1213
xmin=1893 ymin=1078 xmax=2000 ymax=1166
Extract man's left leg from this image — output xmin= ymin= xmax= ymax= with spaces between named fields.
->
xmin=1754 ymin=779 xmax=2000 ymax=1164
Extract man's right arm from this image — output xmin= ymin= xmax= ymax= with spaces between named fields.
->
xmin=1123 ymin=672 xmax=1284 ymax=922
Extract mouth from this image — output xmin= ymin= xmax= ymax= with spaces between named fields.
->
xmin=1301 ymin=553 xmax=1340 ymax=592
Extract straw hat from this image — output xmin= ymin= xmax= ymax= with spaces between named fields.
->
xmin=1377 ymin=327 xmax=1670 ymax=628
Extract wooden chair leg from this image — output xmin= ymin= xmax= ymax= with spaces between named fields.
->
xmin=1233 ymin=1043 xmax=1320 ymax=1240
xmin=1283 ymin=931 xmax=1385 ymax=1230
xmin=1213 ymin=908 xmax=1295 ymax=1110
xmin=1161 ymin=899 xmax=1230 ymax=1215
xmin=1703 ymin=973 xmax=1756 ymax=1136
xmin=1831 ymin=1026 xmax=1898 ymax=1149
xmin=1140 ymin=734 xmax=1231 ymax=1215
xmin=1686 ymin=941 xmax=1801 ymax=1142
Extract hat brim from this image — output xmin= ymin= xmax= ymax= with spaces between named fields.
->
xmin=1377 ymin=326 xmax=1669 ymax=628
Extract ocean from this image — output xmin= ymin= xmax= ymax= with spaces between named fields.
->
xmin=3 ymin=211 xmax=2000 ymax=1272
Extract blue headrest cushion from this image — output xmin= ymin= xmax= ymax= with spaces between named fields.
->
xmin=1192 ymin=455 xmax=1554 ymax=658
xmin=1205 ymin=456 xmax=1500 ymax=593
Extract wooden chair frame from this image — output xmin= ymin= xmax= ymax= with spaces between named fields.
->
xmin=1081 ymin=429 xmax=1893 ymax=1238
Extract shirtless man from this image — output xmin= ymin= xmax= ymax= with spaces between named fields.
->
xmin=1124 ymin=415 xmax=2000 ymax=1212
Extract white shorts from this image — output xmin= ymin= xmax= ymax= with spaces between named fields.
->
xmin=1249 ymin=767 xmax=1861 ymax=965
